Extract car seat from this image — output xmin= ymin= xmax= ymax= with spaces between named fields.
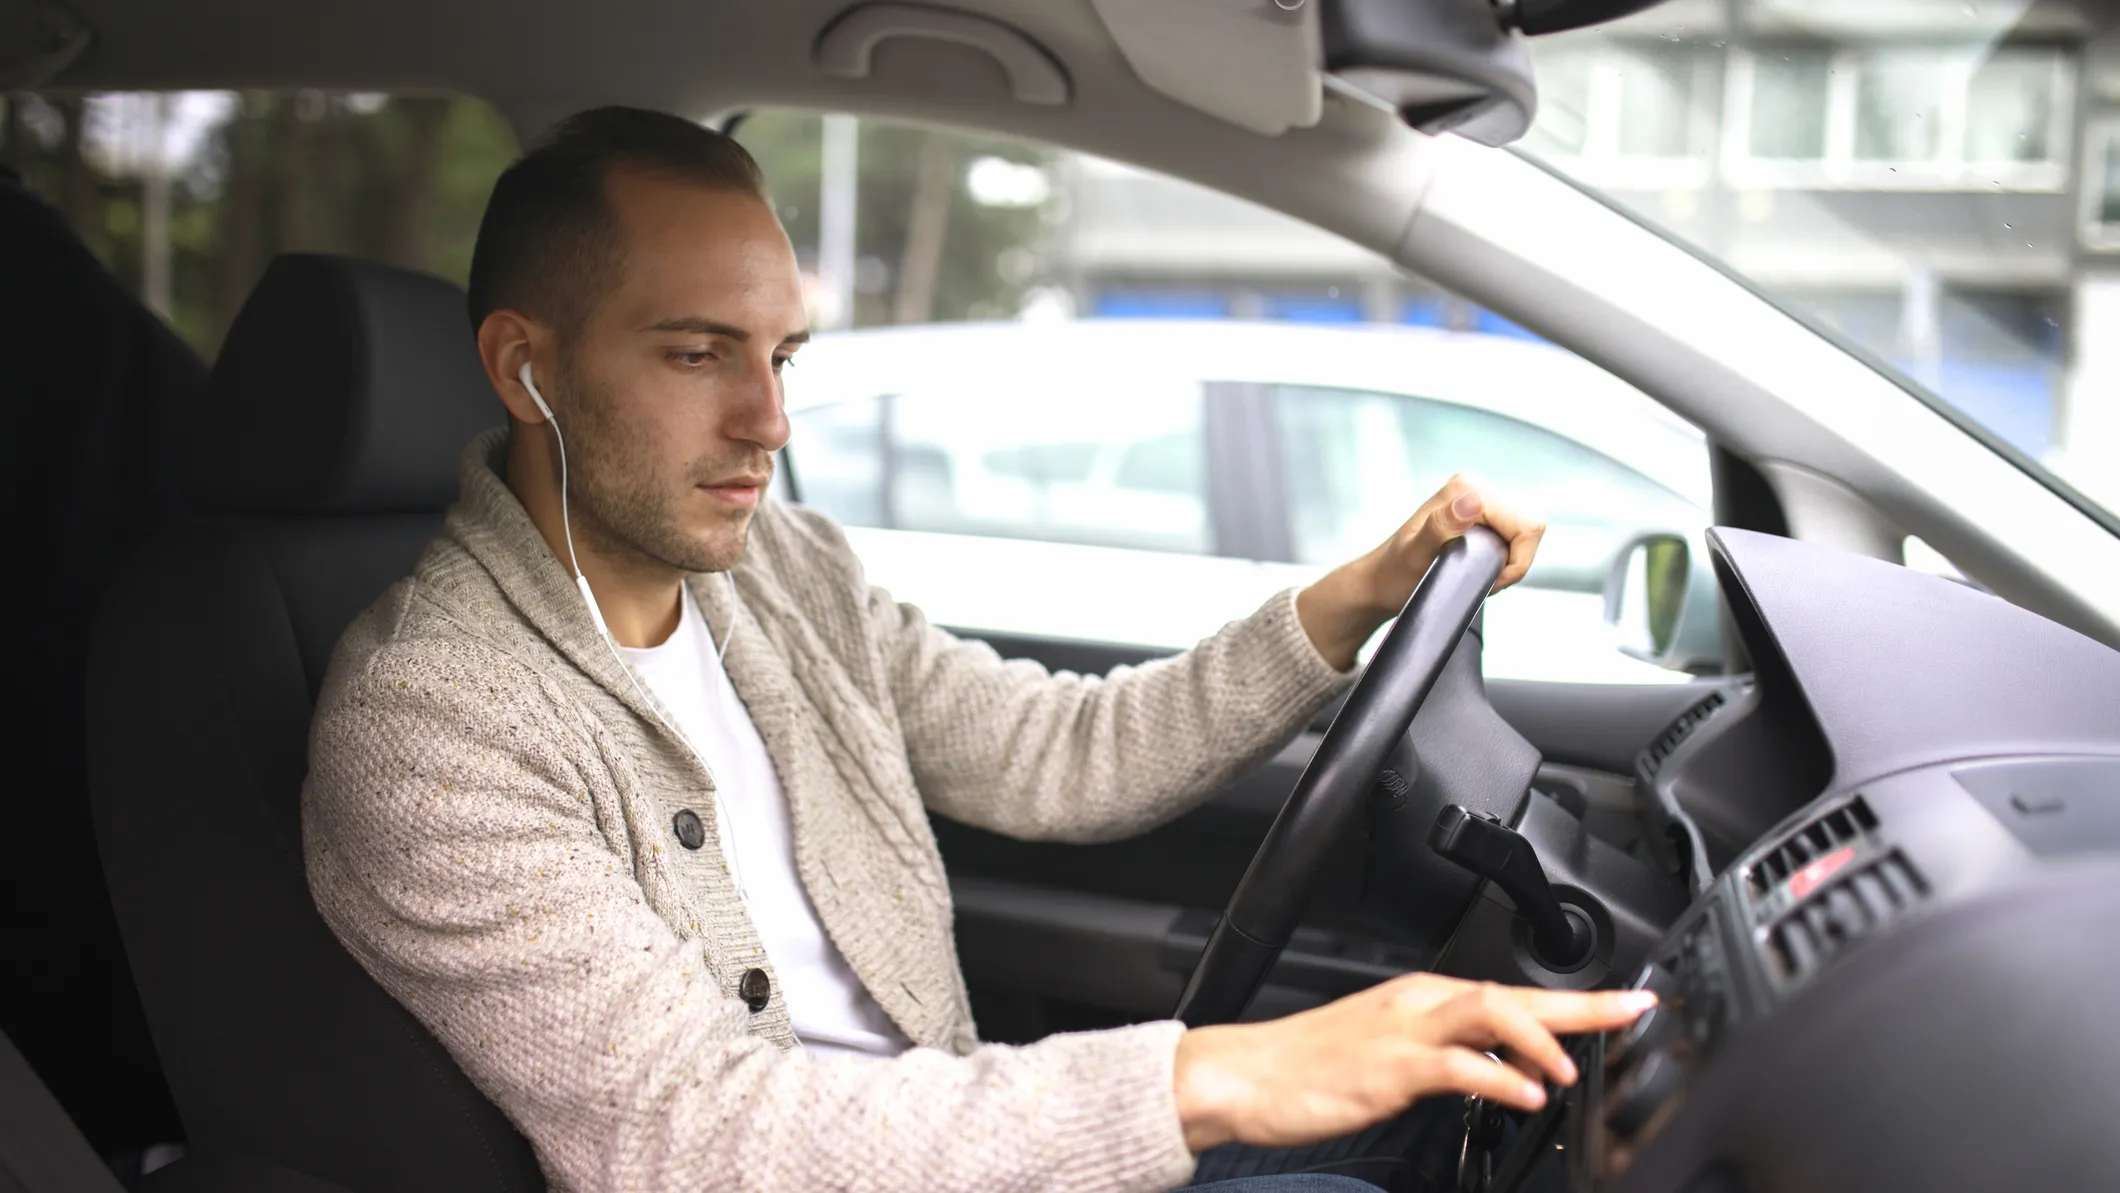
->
xmin=84 ymin=254 xmax=543 ymax=1193
xmin=0 ymin=1024 xmax=128 ymax=1193
xmin=1 ymin=1020 xmax=352 ymax=1193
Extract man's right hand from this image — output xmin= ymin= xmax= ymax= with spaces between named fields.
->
xmin=1172 ymin=973 xmax=1657 ymax=1152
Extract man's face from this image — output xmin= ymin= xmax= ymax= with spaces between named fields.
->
xmin=554 ymin=167 xmax=806 ymax=575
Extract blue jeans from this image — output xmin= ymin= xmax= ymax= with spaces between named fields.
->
xmin=1182 ymin=1095 xmax=1466 ymax=1192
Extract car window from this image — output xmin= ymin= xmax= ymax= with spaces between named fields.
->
xmin=740 ymin=110 xmax=1719 ymax=682
xmin=1520 ymin=16 xmax=2119 ymax=533
xmin=1274 ymin=384 xmax=1703 ymax=585
xmin=789 ymin=377 xmax=1211 ymax=555
xmin=1 ymin=91 xmax=515 ymax=355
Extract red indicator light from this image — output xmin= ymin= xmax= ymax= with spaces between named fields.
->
xmin=1786 ymin=845 xmax=1858 ymax=901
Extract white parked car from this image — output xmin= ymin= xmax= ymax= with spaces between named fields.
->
xmin=780 ymin=318 xmax=1716 ymax=684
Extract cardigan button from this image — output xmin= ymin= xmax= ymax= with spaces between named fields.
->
xmin=739 ymin=967 xmax=771 ymax=1012
xmin=672 ymin=809 xmax=705 ymax=851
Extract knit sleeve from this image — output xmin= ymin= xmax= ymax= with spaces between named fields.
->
xmin=302 ymin=622 xmax=1198 ymax=1193
xmin=870 ymin=583 xmax=1355 ymax=844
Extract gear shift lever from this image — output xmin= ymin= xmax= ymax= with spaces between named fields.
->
xmin=1428 ymin=804 xmax=1592 ymax=967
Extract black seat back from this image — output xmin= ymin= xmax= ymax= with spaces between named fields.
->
xmin=86 ymin=255 xmax=542 ymax=1192
xmin=0 ymin=1027 xmax=127 ymax=1193
xmin=2 ymin=161 xmax=196 ymax=1158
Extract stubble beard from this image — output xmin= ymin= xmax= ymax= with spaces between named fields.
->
xmin=556 ymin=352 xmax=770 ymax=576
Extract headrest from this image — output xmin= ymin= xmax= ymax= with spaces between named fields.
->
xmin=190 ymin=254 xmax=500 ymax=514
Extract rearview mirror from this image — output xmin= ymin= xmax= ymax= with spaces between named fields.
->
xmin=1603 ymin=532 xmax=1722 ymax=673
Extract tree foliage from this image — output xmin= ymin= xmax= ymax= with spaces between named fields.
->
xmin=2 ymin=94 xmax=1051 ymax=356
xmin=734 ymin=110 xmax=1055 ymax=327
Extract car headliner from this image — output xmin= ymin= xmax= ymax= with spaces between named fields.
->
xmin=46 ymin=0 xmax=1418 ymax=255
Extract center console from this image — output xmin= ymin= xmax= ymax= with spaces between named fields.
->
xmin=1473 ymin=753 xmax=2120 ymax=1193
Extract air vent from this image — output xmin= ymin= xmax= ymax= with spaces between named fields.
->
xmin=1747 ymin=796 xmax=1879 ymax=900
xmin=1764 ymin=850 xmax=1926 ymax=985
xmin=1640 ymin=689 xmax=1729 ymax=778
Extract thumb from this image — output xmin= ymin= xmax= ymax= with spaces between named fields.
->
xmin=1443 ymin=490 xmax=1483 ymax=533
xmin=1408 ymin=485 xmax=1483 ymax=555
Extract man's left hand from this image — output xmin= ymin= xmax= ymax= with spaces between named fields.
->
xmin=1294 ymin=474 xmax=1546 ymax=671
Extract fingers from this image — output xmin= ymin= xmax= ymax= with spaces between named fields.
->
xmin=1427 ymin=1046 xmax=1549 ymax=1113
xmin=1399 ymin=984 xmax=1658 ymax=1115
xmin=1436 ymin=986 xmax=1579 ymax=1088
xmin=1416 ymin=475 xmax=1546 ymax=592
xmin=1405 ymin=475 xmax=1482 ymax=555
xmin=1486 ymin=506 xmax=1546 ymax=593
xmin=1509 ymin=986 xmax=1660 ymax=1035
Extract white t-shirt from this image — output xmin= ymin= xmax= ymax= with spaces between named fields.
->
xmin=619 ymin=586 xmax=912 ymax=1061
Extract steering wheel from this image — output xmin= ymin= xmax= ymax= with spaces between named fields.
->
xmin=1174 ymin=526 xmax=1510 ymax=1026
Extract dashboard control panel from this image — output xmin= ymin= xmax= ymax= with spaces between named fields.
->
xmin=1480 ymin=752 xmax=2120 ymax=1193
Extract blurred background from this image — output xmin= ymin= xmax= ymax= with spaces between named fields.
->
xmin=5 ymin=0 xmax=2115 ymax=515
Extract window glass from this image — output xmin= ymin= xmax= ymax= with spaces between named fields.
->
xmin=1523 ymin=14 xmax=2116 ymax=528
xmin=731 ymin=111 xmax=1051 ymax=328
xmin=1520 ymin=47 xmax=1704 ymax=162
xmin=1853 ymin=56 xmax=1944 ymax=162
xmin=2101 ymin=126 xmax=2120 ymax=229
xmin=1615 ymin=50 xmax=1696 ymax=157
xmin=786 ymin=397 xmax=889 ymax=528
xmin=1533 ymin=53 xmax=1594 ymax=156
xmin=789 ymin=380 xmax=1211 ymax=555
xmin=1273 ymin=385 xmax=1704 ymax=590
xmin=746 ymin=111 xmax=1715 ymax=680
xmin=0 ymin=91 xmax=515 ymax=354
xmin=1966 ymin=53 xmax=2054 ymax=163
xmin=1749 ymin=51 xmax=1831 ymax=159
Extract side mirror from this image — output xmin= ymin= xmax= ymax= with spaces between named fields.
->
xmin=1603 ymin=532 xmax=1722 ymax=673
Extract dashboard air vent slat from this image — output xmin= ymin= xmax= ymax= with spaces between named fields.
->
xmin=1765 ymin=849 xmax=1925 ymax=985
xmin=1640 ymin=688 xmax=1729 ymax=779
xmin=1747 ymin=795 xmax=1879 ymax=899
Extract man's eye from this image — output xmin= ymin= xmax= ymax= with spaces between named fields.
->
xmin=671 ymin=350 xmax=713 ymax=367
xmin=773 ymin=355 xmax=795 ymax=372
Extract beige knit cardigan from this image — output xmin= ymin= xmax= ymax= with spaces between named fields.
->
xmin=302 ymin=428 xmax=1352 ymax=1193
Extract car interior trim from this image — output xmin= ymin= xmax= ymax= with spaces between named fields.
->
xmin=812 ymin=3 xmax=1071 ymax=107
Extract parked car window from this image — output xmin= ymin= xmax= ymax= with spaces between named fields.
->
xmin=790 ymin=378 xmax=1211 ymax=555
xmin=1273 ymin=384 xmax=1703 ymax=590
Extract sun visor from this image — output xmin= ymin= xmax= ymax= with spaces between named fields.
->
xmin=1089 ymin=0 xmax=1325 ymax=137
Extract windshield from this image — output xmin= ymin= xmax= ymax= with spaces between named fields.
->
xmin=1516 ymin=1 xmax=2120 ymax=527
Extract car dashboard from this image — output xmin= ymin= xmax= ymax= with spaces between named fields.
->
xmin=1482 ymin=529 xmax=2120 ymax=1193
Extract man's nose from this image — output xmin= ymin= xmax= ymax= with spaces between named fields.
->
xmin=724 ymin=352 xmax=792 ymax=453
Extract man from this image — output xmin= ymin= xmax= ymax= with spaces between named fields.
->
xmin=302 ymin=107 xmax=1653 ymax=1193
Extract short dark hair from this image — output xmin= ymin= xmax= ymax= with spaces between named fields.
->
xmin=466 ymin=106 xmax=768 ymax=335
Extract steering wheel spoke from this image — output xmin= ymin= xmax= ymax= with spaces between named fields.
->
xmin=1176 ymin=527 xmax=1513 ymax=1026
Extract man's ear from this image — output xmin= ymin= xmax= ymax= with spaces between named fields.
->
xmin=477 ymin=309 xmax=548 ymax=425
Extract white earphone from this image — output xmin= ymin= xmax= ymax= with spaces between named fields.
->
xmin=517 ymin=361 xmax=735 ymax=657
xmin=517 ymin=361 xmax=758 ymax=904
